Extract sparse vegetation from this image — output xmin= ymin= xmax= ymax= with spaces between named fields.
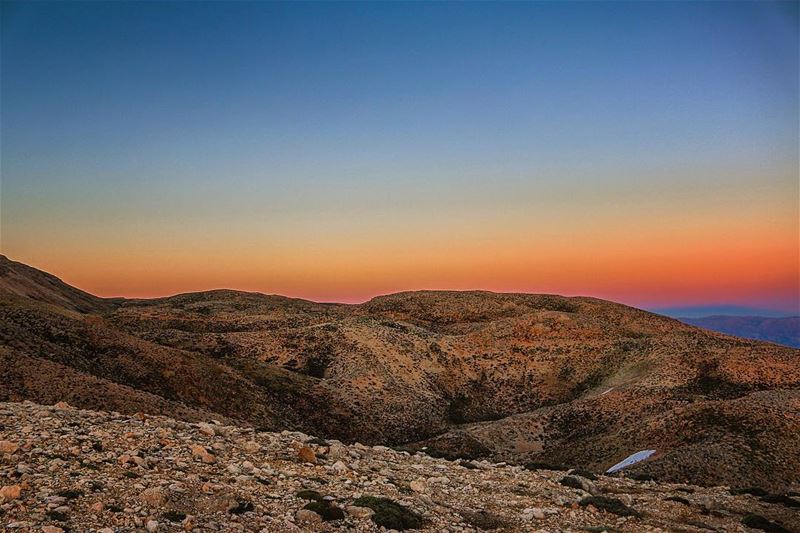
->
xmin=302 ymin=500 xmax=345 ymax=521
xmin=460 ymin=509 xmax=509 ymax=529
xmin=578 ymin=496 xmax=640 ymax=517
xmin=353 ymin=496 xmax=424 ymax=530
xmin=741 ymin=514 xmax=792 ymax=533
xmin=296 ymin=489 xmax=323 ymax=501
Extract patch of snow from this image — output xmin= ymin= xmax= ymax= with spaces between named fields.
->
xmin=605 ymin=449 xmax=656 ymax=473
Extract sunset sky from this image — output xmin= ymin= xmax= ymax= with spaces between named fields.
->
xmin=1 ymin=1 xmax=798 ymax=313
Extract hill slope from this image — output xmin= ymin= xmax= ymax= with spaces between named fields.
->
xmin=0 ymin=255 xmax=798 ymax=491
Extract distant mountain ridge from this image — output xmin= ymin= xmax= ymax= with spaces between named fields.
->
xmin=653 ymin=304 xmax=796 ymax=318
xmin=679 ymin=315 xmax=800 ymax=348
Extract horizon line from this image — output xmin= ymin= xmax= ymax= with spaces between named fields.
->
xmin=3 ymin=254 xmax=797 ymax=316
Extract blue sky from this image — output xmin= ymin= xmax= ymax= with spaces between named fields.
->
xmin=1 ymin=1 xmax=798 ymax=311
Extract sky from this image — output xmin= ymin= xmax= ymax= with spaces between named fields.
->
xmin=1 ymin=1 xmax=798 ymax=313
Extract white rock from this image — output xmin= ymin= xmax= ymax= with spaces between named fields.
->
xmin=346 ymin=505 xmax=375 ymax=519
xmin=410 ymin=479 xmax=427 ymax=493
xmin=328 ymin=442 xmax=349 ymax=460
xmin=197 ymin=423 xmax=216 ymax=437
xmin=331 ymin=460 xmax=349 ymax=474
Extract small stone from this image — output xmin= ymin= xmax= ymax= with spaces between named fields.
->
xmin=0 ymin=440 xmax=19 ymax=454
xmin=146 ymin=519 xmax=159 ymax=532
xmin=346 ymin=505 xmax=375 ymax=519
xmin=410 ymin=479 xmax=427 ymax=493
xmin=0 ymin=484 xmax=22 ymax=501
xmin=197 ymin=423 xmax=216 ymax=436
xmin=41 ymin=527 xmax=64 ymax=533
xmin=295 ymin=509 xmax=322 ymax=523
xmin=140 ymin=487 xmax=166 ymax=506
xmin=297 ymin=446 xmax=317 ymax=464
xmin=328 ymin=442 xmax=348 ymax=460
xmin=331 ymin=460 xmax=349 ymax=474
xmin=242 ymin=441 xmax=260 ymax=453
xmin=190 ymin=444 xmax=215 ymax=464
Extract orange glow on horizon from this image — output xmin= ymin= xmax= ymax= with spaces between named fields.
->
xmin=7 ymin=206 xmax=797 ymax=312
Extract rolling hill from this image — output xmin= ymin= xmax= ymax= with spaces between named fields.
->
xmin=1 ymin=255 xmax=798 ymax=492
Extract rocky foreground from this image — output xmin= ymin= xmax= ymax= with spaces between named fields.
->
xmin=1 ymin=402 xmax=798 ymax=532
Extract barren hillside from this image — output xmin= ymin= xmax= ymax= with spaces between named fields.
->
xmin=1 ymin=255 xmax=798 ymax=492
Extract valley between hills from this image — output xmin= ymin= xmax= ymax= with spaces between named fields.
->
xmin=1 ymin=254 xmax=799 ymax=531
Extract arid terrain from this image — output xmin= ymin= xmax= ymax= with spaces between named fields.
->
xmin=1 ymin=255 xmax=799 ymax=512
xmin=1 ymin=401 xmax=798 ymax=532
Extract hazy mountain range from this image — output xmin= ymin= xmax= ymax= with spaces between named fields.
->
xmin=678 ymin=316 xmax=800 ymax=349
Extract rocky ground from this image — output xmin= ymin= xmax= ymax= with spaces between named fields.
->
xmin=1 ymin=402 xmax=798 ymax=533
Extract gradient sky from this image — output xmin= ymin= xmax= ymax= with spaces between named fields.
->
xmin=1 ymin=1 xmax=798 ymax=312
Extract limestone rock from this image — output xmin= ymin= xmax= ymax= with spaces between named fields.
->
xmin=297 ymin=446 xmax=317 ymax=464
xmin=140 ymin=486 xmax=166 ymax=506
xmin=0 ymin=440 xmax=19 ymax=454
xmin=0 ymin=484 xmax=22 ymax=501
xmin=295 ymin=508 xmax=322 ymax=523
xmin=346 ymin=505 xmax=375 ymax=519
xmin=190 ymin=444 xmax=215 ymax=464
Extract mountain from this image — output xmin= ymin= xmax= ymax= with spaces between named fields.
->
xmin=679 ymin=315 xmax=800 ymax=348
xmin=2 ymin=401 xmax=798 ymax=533
xmin=654 ymin=305 xmax=795 ymax=319
xmin=1 ymin=255 xmax=799 ymax=493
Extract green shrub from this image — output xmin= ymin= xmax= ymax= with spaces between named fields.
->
xmin=296 ymin=489 xmax=323 ymax=501
xmin=730 ymin=486 xmax=768 ymax=496
xmin=524 ymin=461 xmax=569 ymax=471
xmin=569 ymin=469 xmax=597 ymax=481
xmin=303 ymin=501 xmax=345 ymax=521
xmin=460 ymin=509 xmax=509 ymax=530
xmin=664 ymin=496 xmax=690 ymax=506
xmin=741 ymin=514 xmax=791 ymax=533
xmin=352 ymin=496 xmax=423 ymax=530
xmin=759 ymin=494 xmax=800 ymax=508
xmin=579 ymin=496 xmax=640 ymax=517
xmin=163 ymin=511 xmax=187 ymax=522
